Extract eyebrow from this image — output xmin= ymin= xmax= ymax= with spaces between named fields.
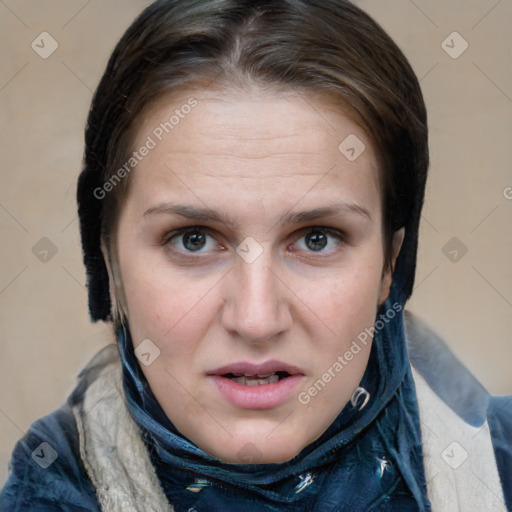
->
xmin=143 ymin=201 xmax=371 ymax=227
xmin=143 ymin=203 xmax=238 ymax=229
xmin=280 ymin=203 xmax=371 ymax=225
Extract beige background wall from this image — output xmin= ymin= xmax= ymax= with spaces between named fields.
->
xmin=1 ymin=0 xmax=510 ymax=486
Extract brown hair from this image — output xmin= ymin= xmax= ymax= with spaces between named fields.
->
xmin=78 ymin=0 xmax=429 ymax=322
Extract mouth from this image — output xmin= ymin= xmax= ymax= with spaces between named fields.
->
xmin=221 ymin=371 xmax=292 ymax=386
xmin=208 ymin=361 xmax=304 ymax=410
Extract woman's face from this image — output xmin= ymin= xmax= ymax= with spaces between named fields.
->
xmin=114 ymin=87 xmax=400 ymax=463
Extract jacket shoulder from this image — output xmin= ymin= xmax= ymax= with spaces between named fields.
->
xmin=487 ymin=395 xmax=512 ymax=509
xmin=1 ymin=405 xmax=99 ymax=511
xmin=405 ymin=311 xmax=512 ymax=510
xmin=0 ymin=345 xmax=119 ymax=511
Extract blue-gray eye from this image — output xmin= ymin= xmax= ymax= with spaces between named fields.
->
xmin=305 ymin=231 xmax=328 ymax=251
xmin=169 ymin=229 xmax=217 ymax=253
xmin=182 ymin=231 xmax=206 ymax=251
xmin=294 ymin=229 xmax=341 ymax=253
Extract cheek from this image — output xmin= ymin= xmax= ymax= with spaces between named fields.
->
xmin=300 ymin=263 xmax=382 ymax=390
xmin=308 ymin=263 xmax=383 ymax=336
xmin=118 ymin=246 xmax=216 ymax=344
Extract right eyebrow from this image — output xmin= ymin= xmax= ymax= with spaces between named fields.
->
xmin=143 ymin=203 xmax=239 ymax=230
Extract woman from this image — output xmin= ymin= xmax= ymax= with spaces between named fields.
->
xmin=2 ymin=0 xmax=510 ymax=510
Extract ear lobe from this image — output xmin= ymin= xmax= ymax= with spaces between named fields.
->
xmin=379 ymin=227 xmax=405 ymax=304
xmin=100 ymin=239 xmax=112 ymax=282
xmin=391 ymin=227 xmax=405 ymax=268
xmin=100 ymin=239 xmax=122 ymax=316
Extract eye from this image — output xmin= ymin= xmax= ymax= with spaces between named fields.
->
xmin=293 ymin=228 xmax=342 ymax=253
xmin=167 ymin=227 xmax=220 ymax=253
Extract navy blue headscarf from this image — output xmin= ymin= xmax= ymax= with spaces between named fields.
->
xmin=117 ymin=289 xmax=431 ymax=511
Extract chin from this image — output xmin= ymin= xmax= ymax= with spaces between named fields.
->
xmin=210 ymin=443 xmax=302 ymax=465
xmin=197 ymin=429 xmax=314 ymax=465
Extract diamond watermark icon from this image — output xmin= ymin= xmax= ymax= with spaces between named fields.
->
xmin=441 ymin=441 xmax=468 ymax=469
xmin=442 ymin=236 xmax=468 ymax=263
xmin=441 ymin=32 xmax=468 ymax=59
xmin=31 ymin=32 xmax=59 ymax=59
xmin=338 ymin=134 xmax=366 ymax=162
xmin=32 ymin=442 xmax=58 ymax=469
xmin=237 ymin=442 xmax=263 ymax=464
xmin=135 ymin=338 xmax=161 ymax=366
xmin=32 ymin=237 xmax=58 ymax=263
xmin=236 ymin=236 xmax=263 ymax=264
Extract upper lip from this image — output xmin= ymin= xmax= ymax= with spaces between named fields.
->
xmin=208 ymin=360 xmax=304 ymax=377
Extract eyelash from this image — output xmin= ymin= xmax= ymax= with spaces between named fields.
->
xmin=162 ymin=226 xmax=345 ymax=259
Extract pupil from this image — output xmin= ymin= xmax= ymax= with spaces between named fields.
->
xmin=183 ymin=231 xmax=206 ymax=251
xmin=306 ymin=231 xmax=327 ymax=251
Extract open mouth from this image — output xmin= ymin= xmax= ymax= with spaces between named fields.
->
xmin=222 ymin=371 xmax=291 ymax=386
xmin=210 ymin=362 xmax=304 ymax=409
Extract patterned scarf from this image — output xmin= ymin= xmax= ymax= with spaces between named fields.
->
xmin=116 ymin=291 xmax=430 ymax=511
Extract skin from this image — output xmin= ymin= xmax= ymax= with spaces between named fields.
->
xmin=109 ymin=86 xmax=404 ymax=464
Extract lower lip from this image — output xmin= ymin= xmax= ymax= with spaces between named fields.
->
xmin=210 ymin=375 xmax=304 ymax=410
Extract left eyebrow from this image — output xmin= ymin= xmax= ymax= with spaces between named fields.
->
xmin=280 ymin=202 xmax=372 ymax=225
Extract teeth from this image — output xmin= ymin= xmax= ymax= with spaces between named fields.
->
xmin=232 ymin=372 xmax=275 ymax=378
xmin=230 ymin=374 xmax=280 ymax=385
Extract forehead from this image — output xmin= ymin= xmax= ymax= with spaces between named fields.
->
xmin=128 ymin=87 xmax=381 ymax=213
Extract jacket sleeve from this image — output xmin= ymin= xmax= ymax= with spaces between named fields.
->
xmin=487 ymin=395 xmax=512 ymax=511
xmin=405 ymin=311 xmax=512 ymax=510
xmin=0 ymin=404 xmax=100 ymax=512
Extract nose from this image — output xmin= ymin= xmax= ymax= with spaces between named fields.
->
xmin=221 ymin=253 xmax=293 ymax=344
